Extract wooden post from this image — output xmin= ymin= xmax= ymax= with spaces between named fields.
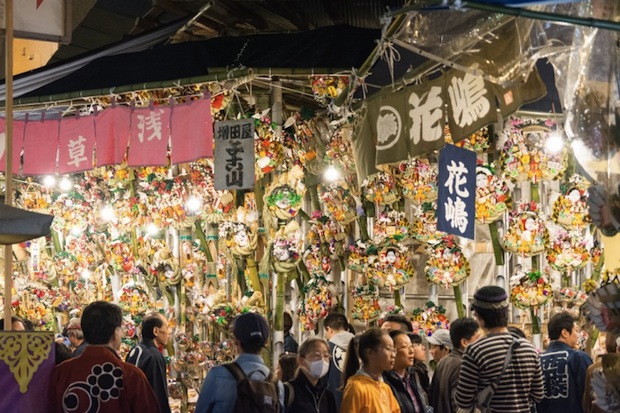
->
xmin=3 ymin=0 xmax=13 ymax=331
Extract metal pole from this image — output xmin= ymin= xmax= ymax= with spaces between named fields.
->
xmin=3 ymin=0 xmax=13 ymax=331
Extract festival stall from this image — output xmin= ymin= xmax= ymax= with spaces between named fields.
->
xmin=1 ymin=2 xmax=620 ymax=411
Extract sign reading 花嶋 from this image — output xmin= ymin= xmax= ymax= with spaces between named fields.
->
xmin=437 ymin=144 xmax=476 ymax=240
xmin=214 ymin=119 xmax=255 ymax=190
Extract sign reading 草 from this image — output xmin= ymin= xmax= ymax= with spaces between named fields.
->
xmin=437 ymin=144 xmax=476 ymax=240
xmin=214 ymin=119 xmax=255 ymax=190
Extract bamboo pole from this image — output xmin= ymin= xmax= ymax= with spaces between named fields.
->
xmin=3 ymin=0 xmax=13 ymax=332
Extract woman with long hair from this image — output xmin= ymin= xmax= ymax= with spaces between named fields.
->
xmin=340 ymin=328 xmax=400 ymax=413
xmin=283 ymin=336 xmax=337 ymax=413
xmin=383 ymin=330 xmax=429 ymax=413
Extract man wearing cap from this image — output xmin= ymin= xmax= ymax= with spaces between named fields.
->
xmin=195 ymin=312 xmax=284 ymax=413
xmin=427 ymin=328 xmax=452 ymax=365
xmin=430 ymin=317 xmax=481 ymax=413
xmin=455 ymin=286 xmax=544 ymax=413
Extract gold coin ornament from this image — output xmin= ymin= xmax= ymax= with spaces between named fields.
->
xmin=498 ymin=117 xmax=568 ymax=183
xmin=509 ymin=269 xmax=553 ymax=310
xmin=424 ymin=235 xmax=471 ymax=288
xmin=319 ymin=181 xmax=360 ymax=226
xmin=475 ymin=163 xmax=512 ymax=224
xmin=501 ymin=201 xmax=549 ymax=256
xmin=264 ymin=165 xmax=306 ymax=220
xmin=552 ymin=174 xmax=591 ymax=229
xmin=361 ymin=171 xmax=401 ymax=206
xmin=545 ymin=226 xmax=590 ymax=272
xmin=393 ymin=158 xmax=438 ymax=204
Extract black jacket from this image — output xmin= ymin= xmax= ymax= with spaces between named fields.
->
xmin=126 ymin=340 xmax=171 ymax=413
xmin=284 ymin=371 xmax=337 ymax=413
xmin=383 ymin=370 xmax=427 ymax=413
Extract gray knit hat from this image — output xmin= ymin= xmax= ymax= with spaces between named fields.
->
xmin=472 ymin=286 xmax=509 ymax=309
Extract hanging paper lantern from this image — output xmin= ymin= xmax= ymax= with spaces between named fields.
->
xmin=393 ymin=158 xmax=438 ymax=204
xmin=502 ymin=201 xmax=549 ymax=256
xmin=475 ymin=163 xmax=512 ymax=224
xmin=552 ymin=174 xmax=591 ymax=229
xmin=509 ymin=269 xmax=553 ymax=310
xmin=424 ymin=235 xmax=470 ymax=288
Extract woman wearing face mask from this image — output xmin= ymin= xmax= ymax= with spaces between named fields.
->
xmin=283 ymin=336 xmax=337 ymax=413
xmin=384 ymin=330 xmax=431 ymax=413
xmin=340 ymin=328 xmax=400 ymax=413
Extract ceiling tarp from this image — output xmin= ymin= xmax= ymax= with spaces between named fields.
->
xmin=0 ymin=204 xmax=53 ymax=245
xmin=20 ymin=25 xmax=382 ymax=100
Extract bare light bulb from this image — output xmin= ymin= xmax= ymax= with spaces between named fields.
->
xmin=59 ymin=177 xmax=73 ymax=192
xmin=100 ymin=205 xmax=116 ymax=222
xmin=545 ymin=131 xmax=564 ymax=154
xmin=146 ymin=223 xmax=159 ymax=236
xmin=186 ymin=196 xmax=203 ymax=213
xmin=323 ymin=165 xmax=341 ymax=182
xmin=42 ymin=175 xmax=56 ymax=188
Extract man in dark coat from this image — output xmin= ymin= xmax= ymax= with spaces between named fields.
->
xmin=126 ymin=312 xmax=172 ymax=413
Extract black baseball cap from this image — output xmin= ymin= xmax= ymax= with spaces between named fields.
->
xmin=233 ymin=312 xmax=270 ymax=346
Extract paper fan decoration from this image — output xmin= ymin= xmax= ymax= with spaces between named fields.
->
xmin=445 ymin=125 xmax=490 ymax=153
xmin=372 ymin=209 xmax=412 ymax=245
xmin=264 ymin=165 xmax=306 ymax=220
xmin=393 ymin=158 xmax=438 ymax=204
xmin=552 ymin=174 xmax=591 ymax=229
xmin=424 ymin=235 xmax=470 ymax=288
xmin=502 ymin=201 xmax=549 ymax=256
xmin=475 ymin=163 xmax=511 ymax=224
xmin=411 ymin=201 xmax=446 ymax=244
xmin=320 ymin=181 xmax=359 ymax=226
xmin=499 ymin=118 xmax=568 ymax=183
xmin=509 ymin=269 xmax=553 ymax=310
xmin=254 ymin=109 xmax=284 ymax=176
xmin=271 ymin=220 xmax=302 ymax=274
xmin=545 ymin=227 xmax=590 ymax=272
xmin=368 ymin=244 xmax=414 ymax=289
xmin=411 ymin=301 xmax=450 ymax=337
xmin=350 ymin=285 xmax=381 ymax=324
xmin=361 ymin=171 xmax=401 ymax=206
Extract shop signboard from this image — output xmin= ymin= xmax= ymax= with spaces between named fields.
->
xmin=214 ymin=119 xmax=255 ymax=190
xmin=0 ymin=0 xmax=71 ymax=43
xmin=437 ymin=144 xmax=476 ymax=240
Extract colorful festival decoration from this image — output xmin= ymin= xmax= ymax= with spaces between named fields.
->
xmin=361 ymin=171 xmax=401 ymax=206
xmin=509 ymin=269 xmax=553 ymax=309
xmin=319 ymin=181 xmax=360 ymax=226
xmin=424 ymin=235 xmax=470 ymax=288
xmin=502 ymin=201 xmax=549 ymax=256
xmin=410 ymin=301 xmax=450 ymax=337
xmin=552 ymin=174 xmax=591 ymax=229
xmin=475 ymin=163 xmax=511 ymax=224
xmin=264 ymin=165 xmax=306 ymax=220
xmin=393 ymin=158 xmax=438 ymax=204
xmin=545 ymin=227 xmax=590 ymax=273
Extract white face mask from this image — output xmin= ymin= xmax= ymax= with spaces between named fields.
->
xmin=304 ymin=358 xmax=330 ymax=379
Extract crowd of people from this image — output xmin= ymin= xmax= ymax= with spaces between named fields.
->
xmin=2 ymin=284 xmax=618 ymax=413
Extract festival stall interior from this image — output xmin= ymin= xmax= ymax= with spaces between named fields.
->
xmin=1 ymin=0 xmax=619 ymax=411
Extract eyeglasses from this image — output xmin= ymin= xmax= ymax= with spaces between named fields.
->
xmin=381 ymin=346 xmax=397 ymax=354
xmin=305 ymin=352 xmax=331 ymax=361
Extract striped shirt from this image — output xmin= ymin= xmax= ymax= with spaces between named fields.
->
xmin=455 ymin=332 xmax=544 ymax=413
